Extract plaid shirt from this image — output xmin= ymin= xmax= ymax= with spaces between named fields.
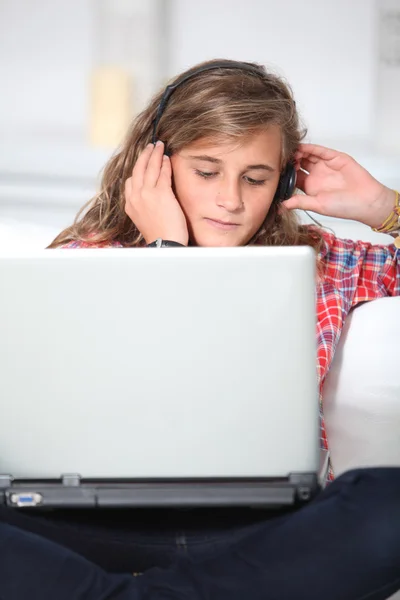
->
xmin=63 ymin=230 xmax=400 ymax=478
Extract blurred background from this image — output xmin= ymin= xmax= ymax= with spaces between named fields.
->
xmin=0 ymin=0 xmax=399 ymax=249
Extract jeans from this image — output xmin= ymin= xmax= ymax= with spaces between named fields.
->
xmin=0 ymin=467 xmax=399 ymax=600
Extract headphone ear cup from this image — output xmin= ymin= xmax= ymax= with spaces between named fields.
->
xmin=274 ymin=161 xmax=297 ymax=202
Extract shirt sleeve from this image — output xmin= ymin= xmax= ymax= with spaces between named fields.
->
xmin=319 ymin=229 xmax=400 ymax=308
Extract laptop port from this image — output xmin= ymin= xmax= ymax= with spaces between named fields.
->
xmin=9 ymin=492 xmax=43 ymax=507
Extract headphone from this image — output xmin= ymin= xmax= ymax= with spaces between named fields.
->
xmin=151 ymin=60 xmax=297 ymax=202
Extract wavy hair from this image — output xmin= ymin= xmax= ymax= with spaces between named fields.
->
xmin=48 ymin=58 xmax=323 ymax=252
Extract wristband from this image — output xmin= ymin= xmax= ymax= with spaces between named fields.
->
xmin=146 ymin=238 xmax=185 ymax=248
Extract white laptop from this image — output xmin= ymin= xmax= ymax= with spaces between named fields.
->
xmin=0 ymin=246 xmax=321 ymax=509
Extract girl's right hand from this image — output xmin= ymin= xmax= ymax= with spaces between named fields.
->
xmin=124 ymin=141 xmax=189 ymax=246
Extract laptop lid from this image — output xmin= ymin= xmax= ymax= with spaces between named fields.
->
xmin=0 ymin=247 xmax=319 ymax=505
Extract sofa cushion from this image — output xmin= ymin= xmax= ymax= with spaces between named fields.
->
xmin=323 ymin=297 xmax=400 ymax=476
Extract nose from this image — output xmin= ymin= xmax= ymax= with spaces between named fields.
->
xmin=216 ymin=177 xmax=243 ymax=212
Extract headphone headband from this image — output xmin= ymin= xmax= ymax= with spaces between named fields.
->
xmin=151 ymin=61 xmax=264 ymax=144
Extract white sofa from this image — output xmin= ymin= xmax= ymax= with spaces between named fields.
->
xmin=324 ymin=296 xmax=400 ymax=475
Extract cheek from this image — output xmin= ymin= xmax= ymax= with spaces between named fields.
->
xmin=177 ymin=193 xmax=197 ymax=217
xmin=173 ymin=181 xmax=200 ymax=216
xmin=171 ymin=168 xmax=190 ymax=207
xmin=248 ymin=195 xmax=275 ymax=228
xmin=170 ymin=162 xmax=194 ymax=207
xmin=172 ymin=171 xmax=208 ymax=215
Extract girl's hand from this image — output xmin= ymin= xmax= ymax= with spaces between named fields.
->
xmin=124 ymin=141 xmax=189 ymax=245
xmin=282 ymin=144 xmax=396 ymax=229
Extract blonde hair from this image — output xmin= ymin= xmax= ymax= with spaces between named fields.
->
xmin=48 ymin=58 xmax=324 ymax=252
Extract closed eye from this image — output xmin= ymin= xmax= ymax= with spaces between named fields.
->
xmin=244 ymin=176 xmax=266 ymax=186
xmin=195 ymin=170 xmax=217 ymax=179
xmin=195 ymin=170 xmax=266 ymax=186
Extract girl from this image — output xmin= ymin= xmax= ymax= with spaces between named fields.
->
xmin=1 ymin=59 xmax=399 ymax=600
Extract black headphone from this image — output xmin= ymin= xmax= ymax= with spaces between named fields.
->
xmin=151 ymin=60 xmax=297 ymax=202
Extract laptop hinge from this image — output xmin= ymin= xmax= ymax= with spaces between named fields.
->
xmin=0 ymin=474 xmax=13 ymax=488
xmin=288 ymin=472 xmax=319 ymax=501
xmin=61 ymin=473 xmax=82 ymax=487
xmin=0 ymin=474 xmax=13 ymax=506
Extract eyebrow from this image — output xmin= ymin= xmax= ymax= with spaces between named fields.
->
xmin=186 ymin=154 xmax=276 ymax=173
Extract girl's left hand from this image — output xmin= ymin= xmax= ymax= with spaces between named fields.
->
xmin=282 ymin=143 xmax=396 ymax=229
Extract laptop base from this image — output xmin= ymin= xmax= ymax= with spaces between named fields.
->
xmin=0 ymin=472 xmax=319 ymax=509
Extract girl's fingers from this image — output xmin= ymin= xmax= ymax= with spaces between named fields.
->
xmin=300 ymin=158 xmax=319 ymax=173
xmin=143 ymin=140 xmax=165 ymax=188
xmin=296 ymin=143 xmax=339 ymax=161
xmin=294 ymin=168 xmax=308 ymax=192
xmin=157 ymin=154 xmax=172 ymax=188
xmin=130 ymin=143 xmax=154 ymax=190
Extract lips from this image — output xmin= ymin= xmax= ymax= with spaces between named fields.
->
xmin=204 ymin=218 xmax=240 ymax=230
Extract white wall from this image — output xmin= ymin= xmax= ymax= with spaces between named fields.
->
xmin=0 ymin=0 xmax=164 ymax=142
xmin=1 ymin=0 xmax=377 ymax=144
xmin=0 ymin=0 xmax=93 ymax=141
xmin=0 ymin=0 xmax=399 ymax=248
xmin=169 ymin=0 xmax=376 ymax=143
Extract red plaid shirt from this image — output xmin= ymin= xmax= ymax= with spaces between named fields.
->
xmin=63 ymin=230 xmax=400 ymax=478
